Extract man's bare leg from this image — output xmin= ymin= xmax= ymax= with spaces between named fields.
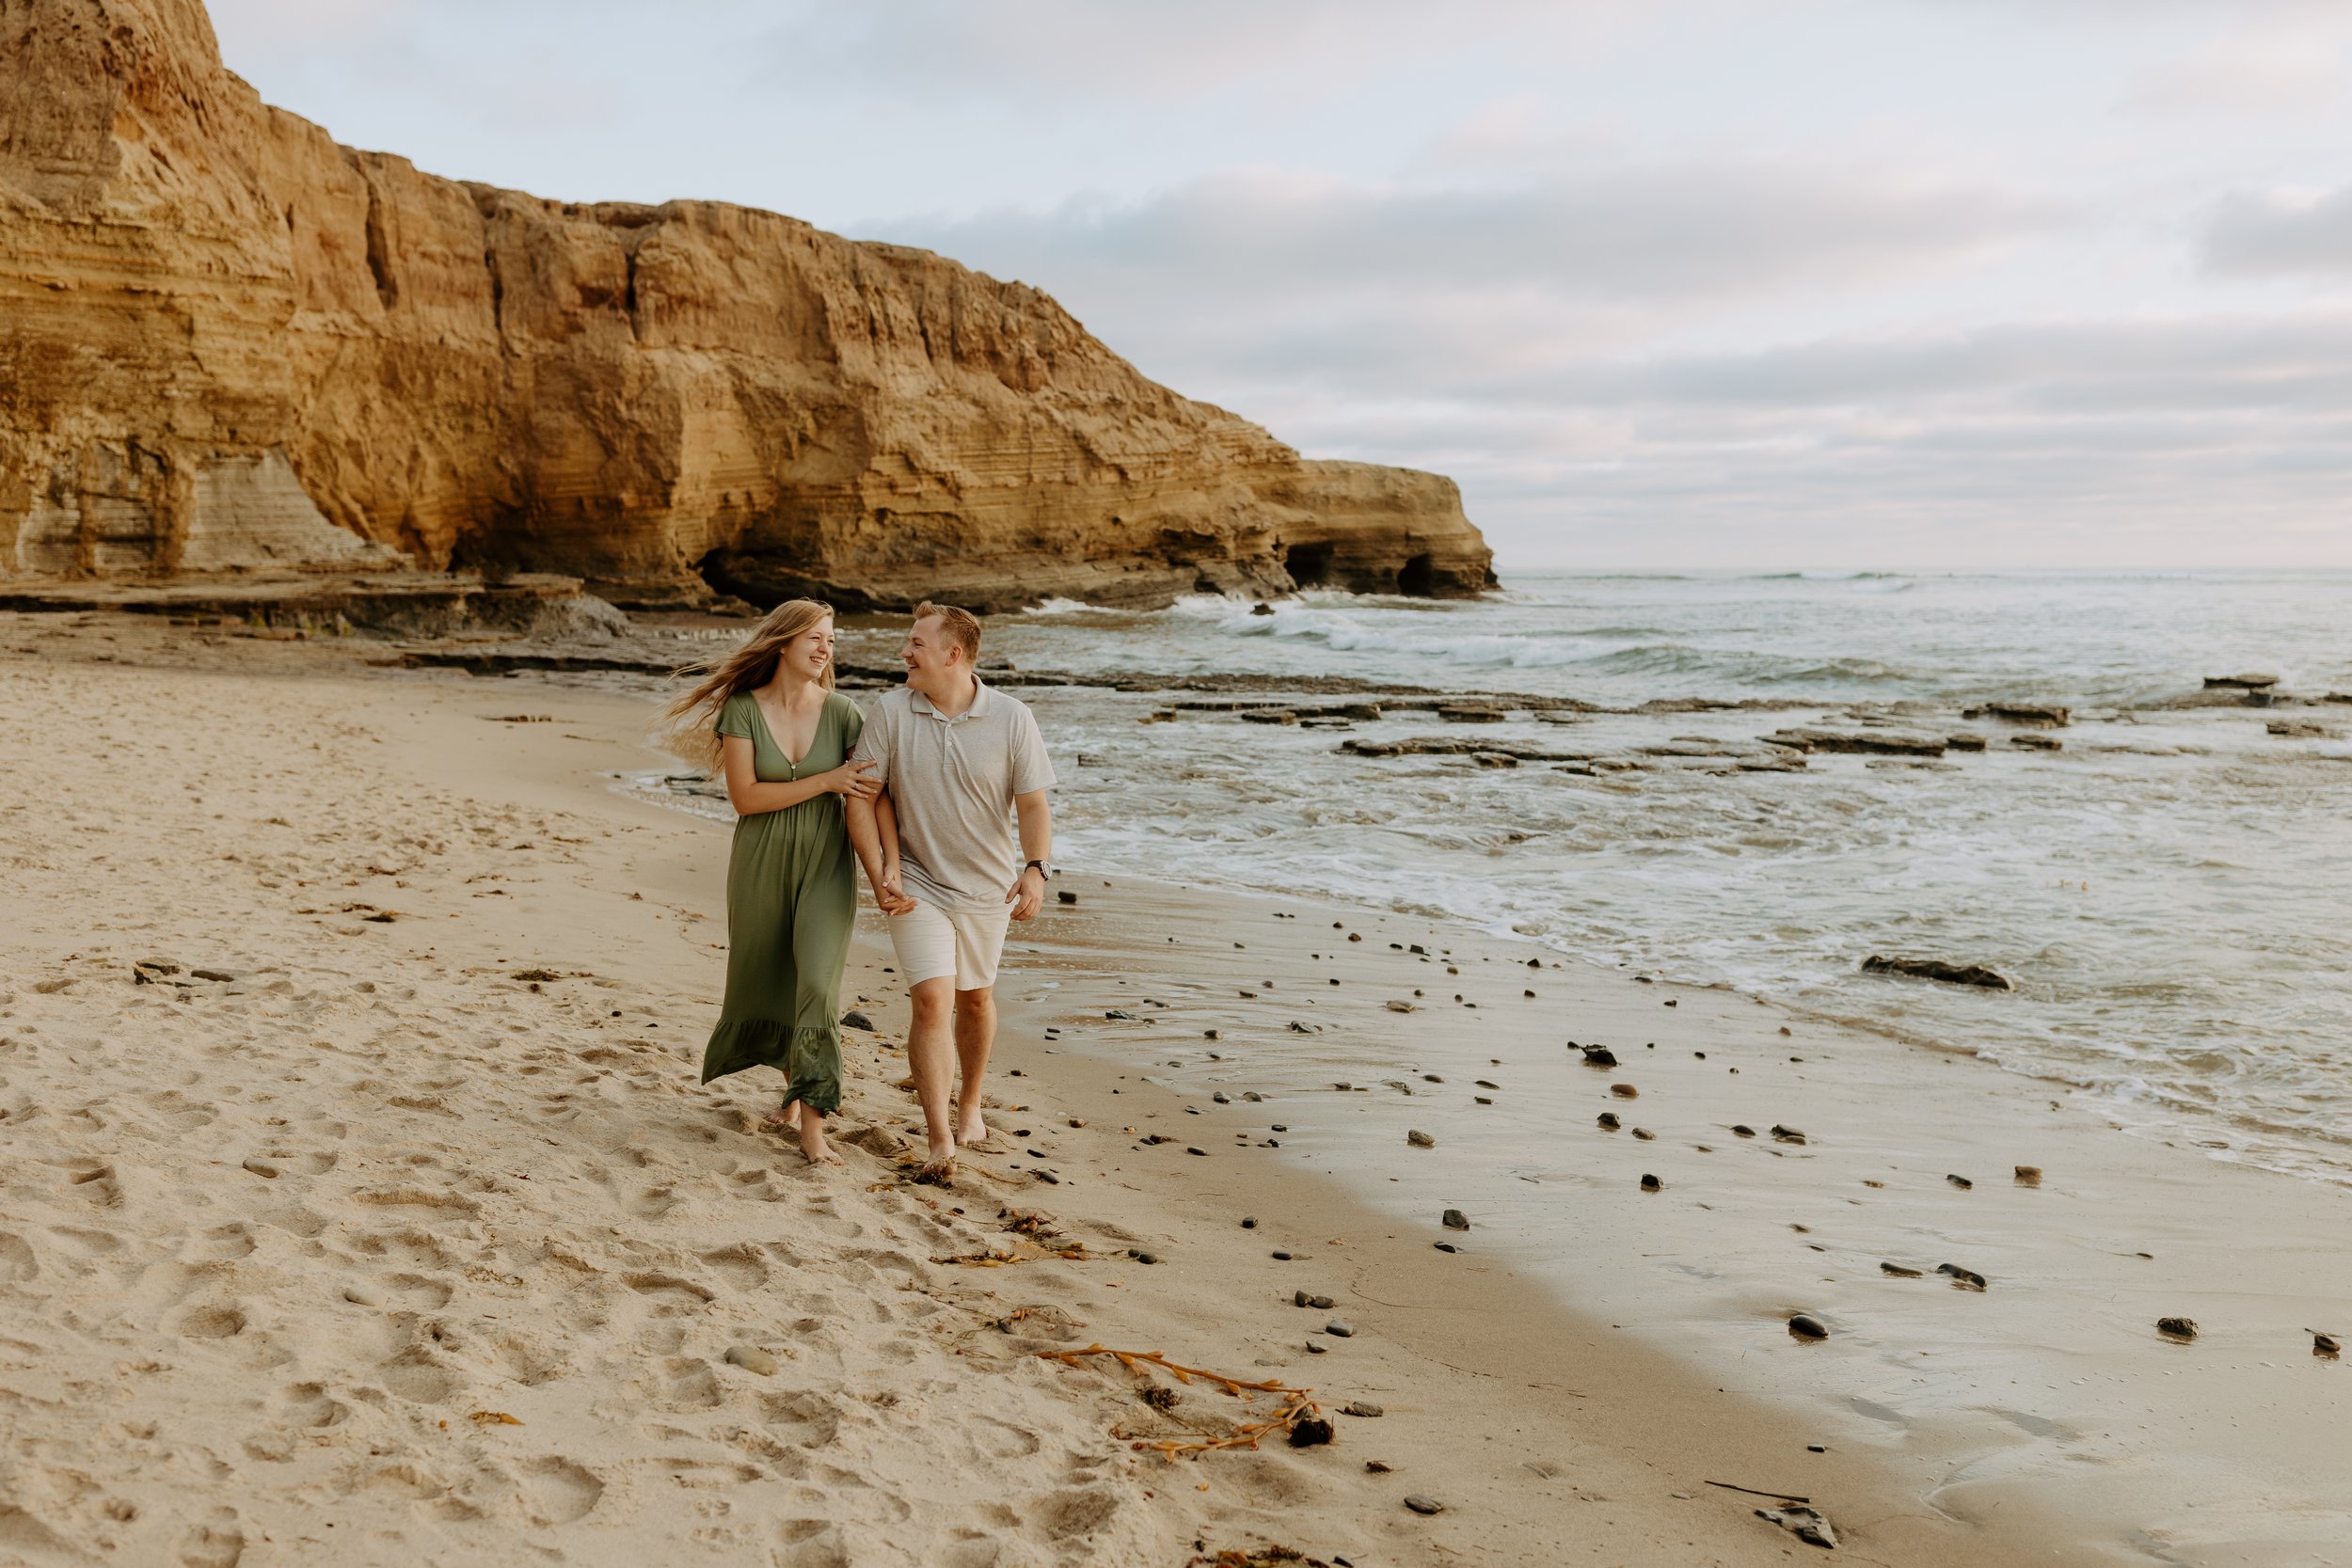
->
xmin=907 ymin=977 xmax=959 ymax=1173
xmin=953 ymin=985 xmax=996 ymax=1147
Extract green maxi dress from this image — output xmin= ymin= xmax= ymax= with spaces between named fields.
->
xmin=699 ymin=689 xmax=865 ymax=1113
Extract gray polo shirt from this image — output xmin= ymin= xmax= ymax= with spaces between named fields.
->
xmin=850 ymin=679 xmax=1057 ymax=912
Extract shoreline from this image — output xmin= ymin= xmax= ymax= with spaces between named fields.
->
xmin=1 ymin=626 xmax=2344 ymax=1564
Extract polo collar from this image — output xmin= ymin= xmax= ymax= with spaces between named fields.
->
xmin=909 ymin=676 xmax=991 ymax=721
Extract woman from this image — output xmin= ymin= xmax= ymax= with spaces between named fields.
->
xmin=665 ymin=600 xmax=880 ymax=1165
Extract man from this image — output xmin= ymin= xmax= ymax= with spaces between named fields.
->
xmin=846 ymin=602 xmax=1056 ymax=1180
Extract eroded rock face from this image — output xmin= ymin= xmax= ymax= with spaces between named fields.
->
xmin=0 ymin=0 xmax=1494 ymax=609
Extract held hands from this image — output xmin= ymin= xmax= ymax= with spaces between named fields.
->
xmin=872 ymin=862 xmax=916 ymax=916
xmin=827 ymin=758 xmax=882 ymax=800
xmin=1006 ymin=864 xmax=1046 ymax=922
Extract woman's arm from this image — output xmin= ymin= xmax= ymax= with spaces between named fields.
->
xmin=874 ymin=789 xmax=902 ymax=892
xmin=721 ymin=735 xmax=877 ymax=816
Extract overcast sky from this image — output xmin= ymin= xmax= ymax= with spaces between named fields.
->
xmin=211 ymin=0 xmax=2352 ymax=571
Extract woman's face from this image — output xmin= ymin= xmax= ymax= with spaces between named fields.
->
xmin=781 ymin=617 xmax=835 ymax=679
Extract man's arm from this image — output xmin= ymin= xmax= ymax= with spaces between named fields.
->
xmin=1005 ymin=788 xmax=1052 ymax=921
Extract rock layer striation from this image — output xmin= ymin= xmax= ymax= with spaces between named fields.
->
xmin=0 ymin=0 xmax=1494 ymax=609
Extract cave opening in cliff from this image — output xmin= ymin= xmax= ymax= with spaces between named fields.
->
xmin=1398 ymin=553 xmax=1434 ymax=595
xmin=1284 ymin=542 xmax=1335 ymax=589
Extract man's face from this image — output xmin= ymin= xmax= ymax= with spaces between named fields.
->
xmin=901 ymin=615 xmax=961 ymax=683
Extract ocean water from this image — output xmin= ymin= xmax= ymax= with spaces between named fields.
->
xmin=946 ymin=570 xmax=2352 ymax=1187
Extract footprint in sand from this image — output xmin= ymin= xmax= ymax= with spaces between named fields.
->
xmin=757 ymin=1391 xmax=844 ymax=1448
xmin=520 ymin=1457 xmax=604 ymax=1525
xmin=168 ymin=1304 xmax=248 ymax=1339
xmin=0 ymin=1231 xmax=38 ymax=1283
xmin=276 ymin=1380 xmax=350 ymax=1429
xmin=174 ymin=1512 xmax=246 ymax=1568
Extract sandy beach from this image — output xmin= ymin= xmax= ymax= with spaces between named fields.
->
xmin=3 ymin=614 xmax=2347 ymax=1567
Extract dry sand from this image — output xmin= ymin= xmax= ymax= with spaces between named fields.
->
xmin=1 ymin=614 xmax=2344 ymax=1567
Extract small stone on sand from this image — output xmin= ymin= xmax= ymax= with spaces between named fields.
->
xmin=1326 ymin=1320 xmax=1355 ymax=1338
xmin=1947 ymin=1173 xmax=1973 ymax=1189
xmin=1441 ymin=1209 xmax=1470 ymax=1230
xmin=1597 ymin=1112 xmax=1620 ymax=1130
xmin=2014 ymin=1164 xmax=2042 ymax=1186
xmin=1610 ymin=1084 xmax=1639 ymax=1099
xmin=1639 ymin=1174 xmax=1661 ymax=1192
xmin=2157 ymin=1316 xmax=2199 ymax=1341
xmin=1406 ymin=1130 xmax=1435 ymax=1148
xmin=1788 ymin=1314 xmax=1829 ymax=1339
xmin=1287 ymin=1416 xmax=1335 ymax=1447
xmin=1880 ymin=1262 xmax=1922 ymax=1277
xmin=1343 ymin=1401 xmax=1384 ymax=1418
xmin=1404 ymin=1494 xmax=1444 ymax=1515
xmin=1241 ymin=1216 xmax=1257 ymax=1228
xmin=1631 ymin=1128 xmax=1655 ymax=1141
xmin=2314 ymin=1333 xmax=2340 ymax=1357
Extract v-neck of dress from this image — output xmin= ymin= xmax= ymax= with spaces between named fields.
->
xmin=750 ymin=692 xmax=825 ymax=775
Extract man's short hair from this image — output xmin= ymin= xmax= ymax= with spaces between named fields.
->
xmin=913 ymin=601 xmax=982 ymax=665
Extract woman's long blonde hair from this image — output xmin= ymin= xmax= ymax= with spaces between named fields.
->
xmin=659 ymin=599 xmax=836 ymax=774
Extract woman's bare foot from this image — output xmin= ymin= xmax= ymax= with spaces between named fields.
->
xmin=797 ymin=1111 xmax=845 ymax=1167
xmin=760 ymin=1099 xmax=803 ymax=1134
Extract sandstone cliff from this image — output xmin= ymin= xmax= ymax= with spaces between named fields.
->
xmin=0 ymin=0 xmax=1494 ymax=610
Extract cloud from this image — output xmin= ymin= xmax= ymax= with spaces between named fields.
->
xmin=882 ymin=162 xmax=2053 ymax=302
xmin=2200 ymin=187 xmax=2352 ymax=277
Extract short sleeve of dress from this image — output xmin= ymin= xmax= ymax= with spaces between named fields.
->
xmin=847 ymin=695 xmax=890 ymax=784
xmin=715 ymin=691 xmax=755 ymax=739
xmin=833 ymin=692 xmax=866 ymax=754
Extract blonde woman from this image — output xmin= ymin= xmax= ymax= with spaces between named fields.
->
xmin=666 ymin=600 xmax=882 ymax=1165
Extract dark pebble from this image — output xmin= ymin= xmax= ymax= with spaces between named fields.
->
xmin=1597 ymin=1112 xmax=1620 ymax=1130
xmin=1475 ymin=1079 xmax=1500 ymax=1089
xmin=1731 ymin=1124 xmax=1756 ymax=1137
xmin=1105 ymin=1009 xmax=1136 ymax=1020
xmin=1771 ymin=1124 xmax=1806 ymax=1145
xmin=1287 ymin=1416 xmax=1335 ymax=1448
xmin=2014 ymin=1164 xmax=2042 ymax=1186
xmin=1366 ymin=1461 xmax=1391 ymax=1473
xmin=1946 ymin=1173 xmax=1974 ymax=1190
xmin=1203 ymin=1028 xmax=1220 ymax=1039
xmin=2157 ymin=1316 xmax=2199 ymax=1340
xmin=1034 ymin=1170 xmax=1059 ymax=1184
xmin=1582 ymin=1045 xmax=1618 ymax=1067
xmin=1406 ymin=1130 xmax=1435 ymax=1148
xmin=1326 ymin=1319 xmax=1355 ymax=1338
xmin=1272 ymin=1250 xmax=1293 ymax=1260
xmin=1631 ymin=1128 xmax=1655 ymax=1141
xmin=1185 ymin=1147 xmax=1207 ymax=1156
xmin=1057 ymin=889 xmax=1077 ymax=904
xmin=1434 ymin=1242 xmax=1457 ymax=1253
xmin=1807 ymin=1444 xmax=1826 ymax=1452
xmin=1639 ymin=1174 xmax=1661 ymax=1192
xmin=1404 ymin=1494 xmax=1444 ymax=1515
xmin=1442 ymin=1209 xmax=1470 ymax=1230
xmin=1310 ymin=1293 xmax=1335 ymax=1309
xmin=1305 ymin=1341 xmax=1327 ymax=1354
xmin=1271 ymin=1124 xmax=1288 ymax=1132
xmin=2315 ymin=1333 xmax=2340 ymax=1357
xmin=1881 ymin=1262 xmax=1923 ymax=1277
xmin=1131 ymin=1250 xmax=1159 ymax=1264
xmin=1240 ymin=1216 xmax=1258 ymax=1228
xmin=1936 ymin=1263 xmax=1988 ymax=1290
xmin=1788 ymin=1314 xmax=1829 ymax=1339
xmin=1611 ymin=1084 xmax=1639 ymax=1099
xmin=839 ymin=1009 xmax=876 ymax=1032
xmin=1294 ymin=1290 xmax=1311 ymax=1307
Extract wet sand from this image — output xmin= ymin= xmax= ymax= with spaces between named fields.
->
xmin=1 ymin=615 xmax=2344 ymax=1565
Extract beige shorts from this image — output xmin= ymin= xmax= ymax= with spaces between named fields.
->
xmin=887 ymin=897 xmax=1013 ymax=990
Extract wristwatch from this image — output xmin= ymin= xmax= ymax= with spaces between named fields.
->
xmin=1024 ymin=859 xmax=1053 ymax=879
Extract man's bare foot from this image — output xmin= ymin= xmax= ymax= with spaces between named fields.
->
xmin=956 ymin=1111 xmax=992 ymax=1148
xmin=915 ymin=1134 xmax=957 ymax=1184
xmin=797 ymin=1113 xmax=845 ymax=1167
